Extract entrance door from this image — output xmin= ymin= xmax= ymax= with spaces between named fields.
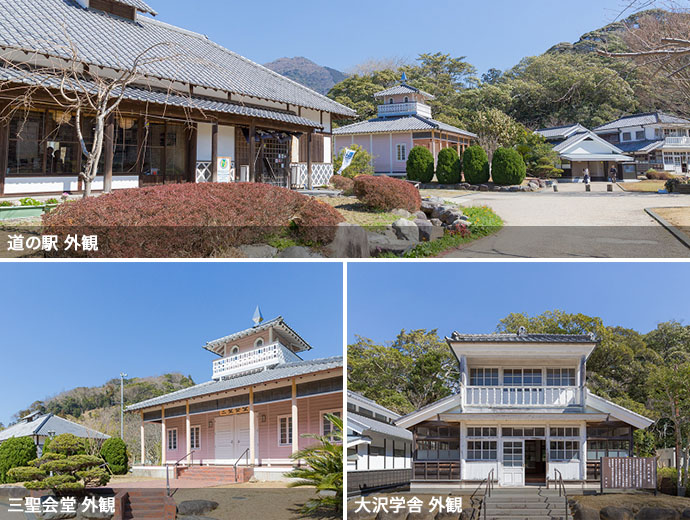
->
xmin=214 ymin=414 xmax=250 ymax=462
xmin=502 ymin=440 xmax=524 ymax=486
xmin=525 ymin=439 xmax=546 ymax=485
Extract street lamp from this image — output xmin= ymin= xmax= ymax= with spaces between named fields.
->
xmin=120 ymin=373 xmax=127 ymax=440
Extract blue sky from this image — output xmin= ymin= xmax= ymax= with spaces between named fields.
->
xmin=348 ymin=262 xmax=690 ymax=343
xmin=0 ymin=262 xmax=343 ymax=426
xmin=144 ymin=0 xmax=632 ymax=75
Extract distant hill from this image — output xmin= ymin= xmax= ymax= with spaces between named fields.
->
xmin=264 ymin=56 xmax=347 ymax=95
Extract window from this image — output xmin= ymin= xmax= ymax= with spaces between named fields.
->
xmin=504 ymin=369 xmax=543 ymax=386
xmin=142 ymin=121 xmax=188 ymax=182
xmin=467 ymin=441 xmax=497 ymax=461
xmin=502 ymin=427 xmax=545 ymax=437
xmin=7 ymin=112 xmax=46 ymax=175
xmin=190 ymin=426 xmax=201 ymax=450
xmin=389 ymin=98 xmax=394 ymax=104
xmin=550 ymin=427 xmax=580 ymax=438
xmin=467 ymin=427 xmax=497 ymax=438
xmin=230 ymin=346 xmax=240 ymax=355
xmin=45 ymin=112 xmax=78 ymax=175
xmin=503 ymin=441 xmax=523 ymax=467
xmin=370 ymin=444 xmax=385 ymax=456
xmin=254 ymin=338 xmax=264 ymax=348
xmin=503 ymin=369 xmax=523 ymax=386
xmin=414 ymin=425 xmax=460 ymax=461
xmin=622 ymin=132 xmax=631 ymax=141
xmin=167 ymin=428 xmax=177 ymax=451
xmin=636 ymin=130 xmax=645 ymax=141
xmin=404 ymin=97 xmax=409 ymax=103
xmin=321 ymin=410 xmax=342 ymax=440
xmin=470 ymin=368 xmax=498 ymax=386
xmin=546 ymin=369 xmax=576 ymax=386
xmin=550 ymin=440 xmax=580 ymax=461
xmin=113 ymin=117 xmax=140 ymax=173
xmin=396 ymin=144 xmax=407 ymax=162
xmin=587 ymin=440 xmax=630 ymax=460
xmin=278 ymin=415 xmax=292 ymax=446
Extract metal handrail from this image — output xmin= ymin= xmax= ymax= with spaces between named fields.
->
xmin=234 ymin=448 xmax=250 ymax=482
xmin=469 ymin=468 xmax=494 ymax=520
xmin=166 ymin=450 xmax=195 ymax=496
xmin=553 ymin=468 xmax=568 ymax=519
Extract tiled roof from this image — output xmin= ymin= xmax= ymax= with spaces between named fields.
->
xmin=552 ymin=130 xmax=625 ymax=155
xmin=536 ymin=124 xmax=588 ymax=140
xmin=374 ymin=84 xmax=435 ymax=100
xmin=0 ymin=0 xmax=356 ymax=117
xmin=594 ymin=112 xmax=690 ymax=132
xmin=203 ymin=316 xmax=313 ymax=355
xmin=616 ymin=139 xmax=664 ymax=154
xmin=333 ymin=115 xmax=476 ymax=138
xmin=0 ymin=66 xmax=323 ymax=129
xmin=347 ymin=391 xmax=400 ymax=419
xmin=447 ymin=332 xmax=598 ymax=343
xmin=348 ymin=412 xmax=412 ymax=441
xmin=0 ymin=414 xmax=110 ymax=442
xmin=126 ymin=356 xmax=343 ymax=411
xmin=114 ymin=0 xmax=157 ymax=15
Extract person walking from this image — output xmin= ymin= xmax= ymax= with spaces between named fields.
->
xmin=609 ymin=164 xmax=618 ymax=184
xmin=583 ymin=167 xmax=591 ymax=185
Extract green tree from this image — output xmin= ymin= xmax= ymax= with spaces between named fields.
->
xmin=285 ymin=414 xmax=343 ymax=516
xmin=435 ymin=147 xmax=462 ymax=184
xmin=406 ymin=146 xmax=435 ymax=183
xmin=333 ymin=144 xmax=374 ymax=178
xmin=328 ymin=69 xmax=400 ymax=124
xmin=0 ymin=437 xmax=37 ymax=484
xmin=463 ymin=145 xmax=490 ymax=184
xmin=467 ymin=109 xmax=525 ymax=161
xmin=515 ymin=132 xmax=562 ymax=178
xmin=491 ymin=147 xmax=527 ymax=186
xmin=100 ymin=437 xmax=128 ymax=475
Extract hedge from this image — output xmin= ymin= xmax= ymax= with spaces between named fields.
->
xmin=43 ymin=183 xmax=345 ymax=257
xmin=463 ymin=146 xmax=490 ymax=184
xmin=331 ymin=175 xmax=355 ymax=195
xmin=492 ymin=147 xmax=526 ymax=186
xmin=436 ymin=148 xmax=462 ymax=184
xmin=0 ymin=437 xmax=37 ymax=483
xmin=100 ymin=438 xmax=128 ymax=475
xmin=406 ymin=146 xmax=435 ymax=183
xmin=353 ymin=176 xmax=422 ymax=212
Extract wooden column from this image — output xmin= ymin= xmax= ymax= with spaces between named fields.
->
xmin=188 ymin=123 xmax=198 ymax=183
xmin=249 ymin=122 xmax=256 ymax=183
xmin=136 ymin=116 xmax=145 ymax=188
xmin=161 ymin=406 xmax=166 ymax=466
xmin=291 ymin=378 xmax=299 ymax=456
xmin=249 ymin=387 xmax=255 ymax=465
xmin=306 ymin=132 xmax=313 ymax=190
xmin=140 ymin=411 xmax=145 ymax=465
xmin=185 ymin=401 xmax=191 ymax=464
xmin=0 ymin=116 xmax=8 ymax=196
xmin=103 ymin=115 xmax=115 ymax=193
xmin=211 ymin=123 xmax=219 ymax=183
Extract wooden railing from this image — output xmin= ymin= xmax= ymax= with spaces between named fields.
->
xmin=465 ymin=386 xmax=581 ymax=407
xmin=212 ymin=342 xmax=301 ymax=379
xmin=413 ymin=461 xmax=461 ymax=481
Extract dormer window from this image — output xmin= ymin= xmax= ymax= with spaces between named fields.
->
xmin=254 ymin=338 xmax=264 ymax=348
xmin=80 ymin=0 xmax=158 ymax=21
xmin=389 ymin=98 xmax=394 ymax=104
xmin=230 ymin=346 xmax=240 ymax=355
xmin=404 ymin=97 xmax=409 ymax=103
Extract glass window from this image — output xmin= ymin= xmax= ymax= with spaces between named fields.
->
xmin=190 ymin=426 xmax=201 ymax=449
xmin=114 ymin=117 xmax=139 ymax=173
xmin=322 ymin=410 xmax=341 ymax=440
xmin=279 ymin=416 xmax=292 ymax=445
xmin=470 ymin=368 xmax=499 ymax=386
xmin=550 ymin=440 xmax=579 ymax=461
xmin=467 ymin=440 xmax=497 ymax=461
xmin=546 ymin=369 xmax=576 ymax=386
xmin=7 ymin=112 xmax=45 ymax=175
xmin=167 ymin=429 xmax=177 ymax=450
xmin=396 ymin=144 xmax=407 ymax=162
xmin=503 ymin=441 xmax=523 ymax=467
xmin=523 ymin=369 xmax=543 ymax=386
xmin=622 ymin=132 xmax=631 ymax=141
xmin=550 ymin=427 xmax=580 ymax=438
xmin=45 ymin=113 xmax=78 ymax=175
xmin=503 ymin=369 xmax=523 ymax=386
xmin=636 ymin=130 xmax=645 ymax=141
xmin=467 ymin=427 xmax=497 ymax=438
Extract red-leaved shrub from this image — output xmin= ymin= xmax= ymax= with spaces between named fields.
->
xmin=331 ymin=175 xmax=355 ymax=194
xmin=43 ymin=183 xmax=344 ymax=258
xmin=353 ymin=176 xmax=421 ymax=212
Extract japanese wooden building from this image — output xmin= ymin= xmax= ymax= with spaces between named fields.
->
xmin=0 ymin=0 xmax=356 ymax=196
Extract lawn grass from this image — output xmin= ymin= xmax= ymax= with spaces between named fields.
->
xmin=378 ymin=206 xmax=503 ymax=259
xmin=617 ymin=180 xmax=667 ymax=192
xmin=319 ymin=196 xmax=404 ymax=231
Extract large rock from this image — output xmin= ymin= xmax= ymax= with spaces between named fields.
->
xmin=479 ymin=184 xmax=489 ymax=191
xmin=40 ymin=511 xmax=77 ymax=520
xmin=681 ymin=509 xmax=690 ymax=519
xmin=571 ymin=503 xmax=600 ymax=520
xmin=328 ymin=222 xmax=370 ymax=258
xmin=177 ymin=500 xmax=219 ymax=516
xmin=392 ymin=218 xmax=420 ymax=242
xmin=636 ymin=508 xmax=679 ymax=520
xmin=376 ymin=511 xmax=407 ymax=520
xmin=430 ymin=218 xmax=443 ymax=227
xmin=414 ymin=211 xmax=427 ymax=220
xmin=78 ymin=506 xmax=113 ymax=520
xmin=421 ymin=200 xmax=441 ymax=216
xmin=431 ymin=206 xmax=446 ymax=220
xmin=392 ymin=208 xmax=412 ymax=218
xmin=238 ymin=244 xmax=277 ymax=258
xmin=347 ymin=509 xmax=377 ymax=520
xmin=415 ymin=219 xmax=434 ymax=242
xmin=441 ymin=209 xmax=464 ymax=225
xmin=435 ymin=512 xmax=461 ymax=520
xmin=528 ymin=181 xmax=540 ymax=189
xmin=407 ymin=512 xmax=435 ymax=520
xmin=368 ymin=234 xmax=415 ymax=256
xmin=276 ymin=246 xmax=324 ymax=258
xmin=601 ymin=506 xmax=634 ymax=520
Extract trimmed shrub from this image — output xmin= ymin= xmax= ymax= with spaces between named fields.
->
xmin=0 ymin=438 xmax=37 ymax=483
xmin=100 ymin=438 xmax=128 ymax=475
xmin=43 ymin=183 xmax=345 ymax=257
xmin=646 ymin=169 xmax=674 ymax=180
xmin=492 ymin=147 xmax=527 ymax=186
xmin=46 ymin=434 xmax=87 ymax=456
xmin=333 ymin=144 xmax=374 ymax=179
xmin=666 ymin=178 xmax=689 ymax=192
xmin=463 ymin=146 xmax=490 ymax=185
xmin=331 ymin=175 xmax=355 ymax=195
xmin=7 ymin=466 xmax=46 ymax=483
xmin=353 ymin=176 xmax=421 ymax=212
xmin=531 ymin=157 xmax=563 ymax=179
xmin=406 ymin=146 xmax=435 ymax=183
xmin=436 ymin=148 xmax=462 ymax=184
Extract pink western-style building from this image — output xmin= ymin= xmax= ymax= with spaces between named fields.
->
xmin=333 ymin=75 xmax=476 ymax=176
xmin=126 ymin=316 xmax=342 ymax=482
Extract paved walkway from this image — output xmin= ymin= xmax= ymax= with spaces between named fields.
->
xmin=442 ymin=183 xmax=690 ymax=258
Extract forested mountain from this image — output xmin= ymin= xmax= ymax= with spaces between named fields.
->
xmin=264 ymin=57 xmax=347 ymax=95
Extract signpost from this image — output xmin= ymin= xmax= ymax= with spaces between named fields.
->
xmin=219 ymin=407 xmax=249 ymax=417
xmin=217 ymin=156 xmax=232 ymax=183
xmin=600 ymin=457 xmax=657 ymax=494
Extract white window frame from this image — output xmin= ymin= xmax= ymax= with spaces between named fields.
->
xmin=621 ymin=132 xmax=631 ymax=141
xmin=190 ymin=425 xmax=201 ymax=450
xmin=396 ymin=143 xmax=407 ymax=162
xmin=254 ymin=337 xmax=264 ymax=348
xmin=278 ymin=415 xmax=292 ymax=446
xmin=546 ymin=368 xmax=576 ymax=386
xmin=167 ymin=428 xmax=178 ymax=451
xmin=230 ymin=345 xmax=240 ymax=355
xmin=469 ymin=368 xmax=499 ymax=386
xmin=320 ymin=409 xmax=342 ymax=440
xmin=467 ymin=440 xmax=498 ymax=461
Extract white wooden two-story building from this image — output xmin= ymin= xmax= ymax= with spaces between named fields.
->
xmin=396 ymin=330 xmax=653 ymax=490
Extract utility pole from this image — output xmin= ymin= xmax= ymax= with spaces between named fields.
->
xmin=120 ymin=373 xmax=127 ymax=439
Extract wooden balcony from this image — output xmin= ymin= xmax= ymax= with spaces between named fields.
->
xmin=377 ymin=102 xmax=432 ymax=119
xmin=465 ymin=386 xmax=582 ymax=407
xmin=212 ymin=342 xmax=301 ymax=379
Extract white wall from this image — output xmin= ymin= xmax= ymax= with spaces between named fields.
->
xmin=548 ymin=461 xmax=580 ymax=481
xmin=196 ymin=123 xmax=235 ymax=162
xmin=4 ymin=175 xmax=139 ymax=195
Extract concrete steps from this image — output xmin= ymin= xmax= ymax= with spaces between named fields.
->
xmin=482 ymin=488 xmax=571 ymax=520
xmin=122 ymin=490 xmax=175 ymax=520
xmin=176 ymin=465 xmax=253 ymax=484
